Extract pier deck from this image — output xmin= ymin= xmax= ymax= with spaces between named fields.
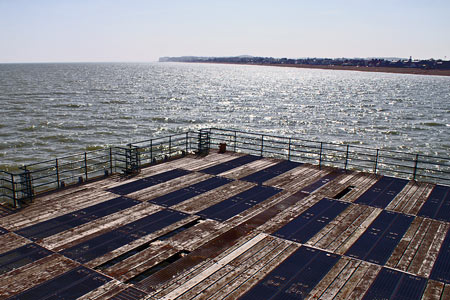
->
xmin=1 ymin=151 xmax=449 ymax=299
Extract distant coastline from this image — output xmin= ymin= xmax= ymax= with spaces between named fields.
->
xmin=206 ymin=62 xmax=450 ymax=76
xmin=160 ymin=56 xmax=450 ymax=77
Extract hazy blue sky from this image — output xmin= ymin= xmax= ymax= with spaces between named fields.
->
xmin=1 ymin=0 xmax=449 ymax=63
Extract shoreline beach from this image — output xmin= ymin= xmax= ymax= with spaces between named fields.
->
xmin=196 ymin=61 xmax=450 ymax=76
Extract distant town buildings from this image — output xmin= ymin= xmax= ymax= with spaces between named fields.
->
xmin=159 ymin=56 xmax=450 ymax=70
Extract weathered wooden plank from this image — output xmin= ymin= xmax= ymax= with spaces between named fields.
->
xmin=331 ymin=261 xmax=371 ymax=299
xmin=1 ymin=190 xmax=117 ymax=231
xmin=106 ymin=244 xmax=180 ymax=282
xmin=180 ymin=154 xmax=242 ymax=172
xmin=305 ymin=203 xmax=358 ymax=249
xmin=408 ymin=220 xmax=442 ymax=274
xmin=345 ymin=263 xmax=382 ymax=300
xmin=0 ymin=232 xmax=30 ymax=253
xmin=211 ymin=243 xmax=299 ymax=300
xmin=396 ymin=217 xmax=432 ymax=271
xmin=389 ymin=182 xmax=429 ymax=214
xmin=0 ymin=254 xmax=78 ymax=298
xmin=127 ymin=173 xmax=213 ymax=202
xmin=407 ymin=183 xmax=435 ymax=216
xmin=342 ymin=174 xmax=379 ymax=203
xmin=421 ymin=279 xmax=444 ymax=300
xmin=165 ymin=219 xmax=226 ymax=252
xmin=385 ymin=181 xmax=417 ymax=210
xmin=314 ymin=204 xmax=376 ymax=252
xmin=86 ymin=215 xmax=200 ymax=268
xmin=76 ymin=280 xmax=124 ymax=300
xmin=441 ymin=283 xmax=450 ymax=300
xmin=220 ymin=158 xmax=280 ymax=180
xmin=41 ymin=202 xmax=161 ymax=251
xmin=172 ymin=180 xmax=256 ymax=214
xmin=157 ymin=233 xmax=267 ymax=300
xmin=147 ymin=232 xmax=263 ymax=298
xmin=307 ymin=257 xmax=361 ymax=300
xmin=385 ymin=216 xmax=424 ymax=269
xmin=263 ymin=164 xmax=326 ymax=190
xmin=417 ymin=222 xmax=450 ymax=278
xmin=334 ymin=207 xmax=383 ymax=255
xmin=175 ymin=236 xmax=283 ymax=300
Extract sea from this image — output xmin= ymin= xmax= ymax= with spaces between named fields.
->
xmin=0 ymin=62 xmax=449 ymax=172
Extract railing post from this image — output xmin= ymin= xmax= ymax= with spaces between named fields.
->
xmin=185 ymin=132 xmax=189 ymax=154
xmin=11 ymin=173 xmax=16 ymax=208
xmin=234 ymin=131 xmax=237 ymax=152
xmin=169 ymin=136 xmax=172 ymax=156
xmin=374 ymin=149 xmax=379 ymax=175
xmin=344 ymin=145 xmax=349 ymax=171
xmin=260 ymin=135 xmax=264 ymax=157
xmin=84 ymin=152 xmax=88 ymax=181
xmin=109 ymin=147 xmax=113 ymax=174
xmin=319 ymin=142 xmax=323 ymax=169
xmin=288 ymin=138 xmax=292 ymax=161
xmin=413 ymin=154 xmax=419 ymax=181
xmin=56 ymin=158 xmax=60 ymax=188
xmin=150 ymin=139 xmax=153 ymax=162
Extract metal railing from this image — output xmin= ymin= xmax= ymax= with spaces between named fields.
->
xmin=204 ymin=128 xmax=450 ymax=185
xmin=0 ymin=132 xmax=204 ymax=208
xmin=1 ymin=128 xmax=449 ymax=209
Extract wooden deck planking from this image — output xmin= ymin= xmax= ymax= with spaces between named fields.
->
xmin=0 ymin=232 xmax=31 ymax=253
xmin=422 ymin=280 xmax=445 ymax=300
xmin=40 ymin=202 xmax=162 ymax=251
xmin=105 ymin=243 xmax=179 ymax=282
xmin=386 ymin=217 xmax=449 ymax=278
xmin=1 ymin=151 xmax=449 ymax=300
xmin=219 ymin=158 xmax=280 ymax=180
xmin=0 ymin=190 xmax=117 ymax=231
xmin=0 ymin=253 xmax=79 ymax=298
xmin=261 ymin=164 xmax=328 ymax=190
xmin=127 ymin=172 xmax=213 ymax=202
xmin=174 ymin=236 xmax=293 ymax=300
xmin=172 ymin=180 xmax=256 ymax=214
xmin=75 ymin=280 xmax=125 ymax=300
xmin=306 ymin=256 xmax=360 ymax=300
xmin=85 ymin=215 xmax=200 ymax=268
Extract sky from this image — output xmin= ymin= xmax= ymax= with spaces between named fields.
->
xmin=0 ymin=0 xmax=449 ymax=63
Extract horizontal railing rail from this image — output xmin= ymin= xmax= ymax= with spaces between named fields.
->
xmin=205 ymin=128 xmax=450 ymax=185
xmin=1 ymin=128 xmax=449 ymax=210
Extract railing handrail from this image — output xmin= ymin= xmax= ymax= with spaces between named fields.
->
xmin=206 ymin=127 xmax=449 ymax=161
xmin=1 ymin=128 xmax=449 ymax=209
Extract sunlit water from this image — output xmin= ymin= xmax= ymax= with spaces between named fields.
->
xmin=0 ymin=62 xmax=449 ymax=171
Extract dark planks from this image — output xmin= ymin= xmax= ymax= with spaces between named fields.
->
xmin=197 ymin=185 xmax=282 ymax=222
xmin=239 ymin=246 xmax=340 ymax=300
xmin=0 ymin=243 xmax=52 ymax=276
xmin=418 ymin=184 xmax=450 ymax=222
xmin=240 ymin=160 xmax=302 ymax=184
xmin=60 ymin=209 xmax=189 ymax=263
xmin=15 ymin=196 xmax=140 ymax=241
xmin=107 ymin=169 xmax=191 ymax=195
xmin=273 ymin=198 xmax=349 ymax=244
xmin=301 ymin=170 xmax=345 ymax=193
xmin=362 ymin=267 xmax=427 ymax=300
xmin=0 ymin=227 xmax=7 ymax=235
xmin=355 ymin=176 xmax=409 ymax=208
xmin=150 ymin=176 xmax=233 ymax=207
xmin=346 ymin=210 xmax=414 ymax=265
xmin=430 ymin=225 xmax=450 ymax=284
xmin=7 ymin=266 xmax=111 ymax=300
xmin=200 ymin=155 xmax=261 ymax=175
